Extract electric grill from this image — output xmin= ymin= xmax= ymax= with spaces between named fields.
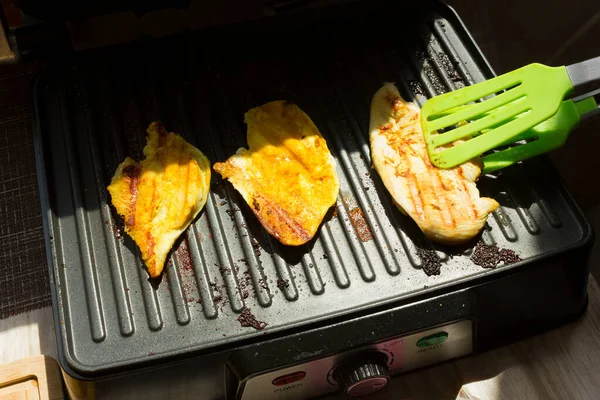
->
xmin=16 ymin=0 xmax=593 ymax=398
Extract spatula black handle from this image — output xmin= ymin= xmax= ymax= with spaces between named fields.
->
xmin=566 ymin=56 xmax=600 ymax=95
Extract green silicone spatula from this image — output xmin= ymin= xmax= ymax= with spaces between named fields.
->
xmin=481 ymin=95 xmax=597 ymax=174
xmin=420 ymin=56 xmax=600 ymax=171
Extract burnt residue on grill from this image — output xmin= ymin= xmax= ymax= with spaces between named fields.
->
xmin=218 ymin=265 xmax=231 ymax=275
xmin=175 ymin=242 xmax=193 ymax=272
xmin=210 ymin=280 xmax=227 ymax=308
xmin=107 ymin=219 xmax=123 ymax=239
xmin=277 ymin=278 xmax=290 ymax=291
xmin=239 ymin=270 xmax=253 ymax=299
xmin=499 ymin=248 xmax=521 ymax=264
xmin=416 ymin=247 xmax=442 ymax=276
xmin=409 ymin=80 xmax=425 ymax=97
xmin=250 ymin=236 xmax=262 ymax=257
xmin=237 ymin=307 xmax=267 ymax=331
xmin=174 ymin=241 xmax=196 ymax=303
xmin=436 ymin=51 xmax=462 ymax=83
xmin=348 ymin=207 xmax=373 ymax=242
xmin=470 ymin=241 xmax=521 ymax=269
xmin=259 ymin=277 xmax=269 ymax=290
xmin=225 ymin=208 xmax=236 ymax=222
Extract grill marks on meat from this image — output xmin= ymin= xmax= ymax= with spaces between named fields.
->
xmin=251 ymin=192 xmax=312 ymax=245
xmin=107 ymin=122 xmax=211 ymax=277
xmin=369 ymin=83 xmax=499 ymax=245
xmin=213 ymin=100 xmax=340 ymax=246
xmin=122 ymin=164 xmax=141 ymax=227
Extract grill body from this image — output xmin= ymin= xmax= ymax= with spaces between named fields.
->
xmin=32 ymin=1 xmax=593 ymax=398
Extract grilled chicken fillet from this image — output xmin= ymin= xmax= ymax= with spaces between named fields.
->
xmin=369 ymin=83 xmax=499 ymax=244
xmin=107 ymin=122 xmax=211 ymax=277
xmin=214 ymin=100 xmax=340 ymax=246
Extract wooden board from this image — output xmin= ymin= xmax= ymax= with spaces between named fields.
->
xmin=0 ymin=380 xmax=39 ymax=400
xmin=0 ymin=355 xmax=64 ymax=400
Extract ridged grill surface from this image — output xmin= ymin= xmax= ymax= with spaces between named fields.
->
xmin=34 ymin=3 xmax=589 ymax=374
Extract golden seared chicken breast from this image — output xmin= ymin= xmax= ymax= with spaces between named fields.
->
xmin=369 ymin=83 xmax=498 ymax=245
xmin=214 ymin=100 xmax=340 ymax=246
xmin=107 ymin=122 xmax=211 ymax=277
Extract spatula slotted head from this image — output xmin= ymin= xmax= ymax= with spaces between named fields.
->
xmin=421 ymin=63 xmax=575 ymax=169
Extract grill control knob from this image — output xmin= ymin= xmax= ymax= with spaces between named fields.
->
xmin=333 ymin=352 xmax=390 ymax=397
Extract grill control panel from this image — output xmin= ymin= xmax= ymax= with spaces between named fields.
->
xmin=239 ymin=320 xmax=473 ymax=400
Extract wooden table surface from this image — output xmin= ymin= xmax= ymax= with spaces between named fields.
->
xmin=2 ymin=274 xmax=600 ymax=400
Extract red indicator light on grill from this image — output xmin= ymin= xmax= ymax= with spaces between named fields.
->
xmin=272 ymin=371 xmax=307 ymax=386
